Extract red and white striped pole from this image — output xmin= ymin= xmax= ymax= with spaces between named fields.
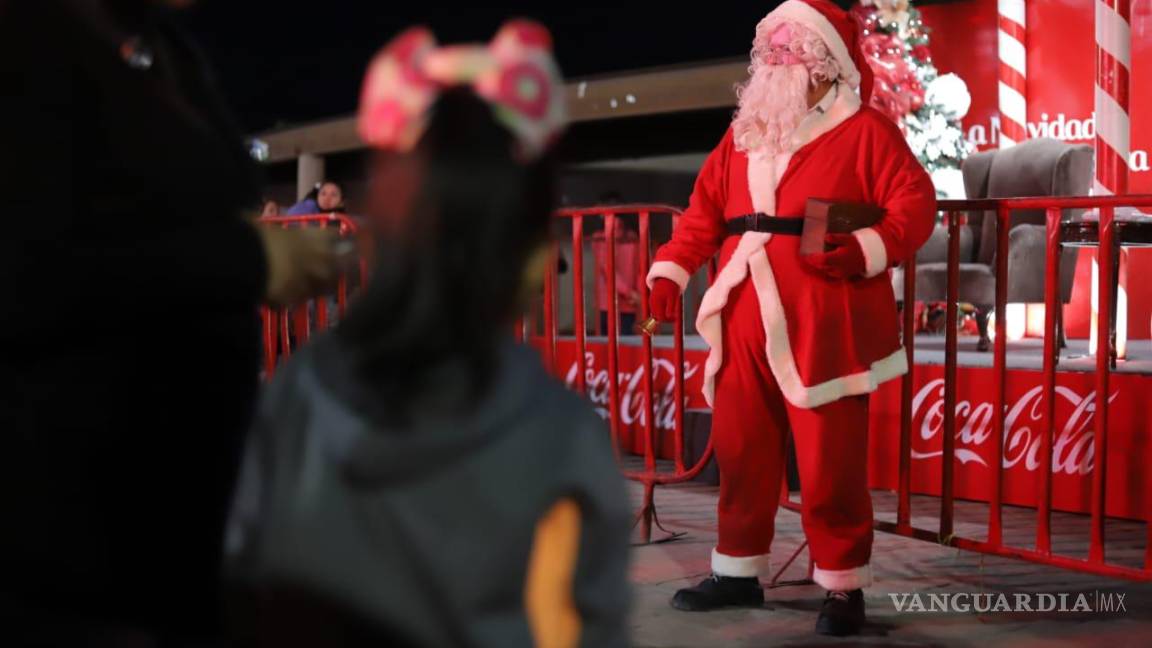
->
xmin=1089 ymin=0 xmax=1131 ymax=359
xmin=1094 ymin=0 xmax=1131 ymax=195
xmin=997 ymin=1 xmax=1027 ymax=339
xmin=997 ymin=0 xmax=1027 ymax=148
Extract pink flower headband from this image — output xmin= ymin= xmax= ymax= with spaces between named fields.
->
xmin=357 ymin=20 xmax=567 ymax=161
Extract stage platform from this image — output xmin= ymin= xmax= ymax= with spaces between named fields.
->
xmin=572 ymin=334 xmax=1152 ymax=375
xmin=625 ymin=469 xmax=1152 ymax=647
xmin=544 ymin=332 xmax=1152 ymax=521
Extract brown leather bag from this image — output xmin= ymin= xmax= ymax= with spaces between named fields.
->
xmin=800 ymin=199 xmax=885 ymax=255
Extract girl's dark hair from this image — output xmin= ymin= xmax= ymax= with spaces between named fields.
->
xmin=335 ymin=88 xmax=557 ymax=419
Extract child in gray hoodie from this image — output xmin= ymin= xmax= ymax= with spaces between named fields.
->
xmin=225 ymin=21 xmax=631 ymax=648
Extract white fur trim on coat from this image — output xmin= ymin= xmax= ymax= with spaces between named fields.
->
xmin=853 ymin=227 xmax=889 ymax=278
xmin=712 ymin=548 xmax=772 ymax=579
xmin=758 ymin=1 xmax=862 ymax=91
xmin=747 ymin=151 xmax=787 ymax=215
xmin=696 ymin=232 xmax=772 ymax=406
xmin=646 ymin=260 xmax=691 ymax=292
xmin=789 ymin=83 xmax=860 ymax=153
xmin=696 ymin=236 xmax=908 ymax=409
xmin=813 ymin=563 xmax=873 ymax=591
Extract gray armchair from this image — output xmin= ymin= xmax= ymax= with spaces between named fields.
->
xmin=892 ymin=138 xmax=1094 ymax=350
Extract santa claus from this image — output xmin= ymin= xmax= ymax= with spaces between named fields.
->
xmin=646 ymin=0 xmax=936 ymax=636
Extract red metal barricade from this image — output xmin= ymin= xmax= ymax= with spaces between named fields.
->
xmin=865 ymin=194 xmax=1152 ymax=582
xmin=532 ymin=205 xmax=716 ymax=543
xmin=258 ymin=214 xmax=367 ymax=376
xmin=262 ymin=201 xmax=1151 ymax=582
xmin=547 ymin=198 xmax=1152 ymax=582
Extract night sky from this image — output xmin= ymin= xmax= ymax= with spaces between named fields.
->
xmin=180 ymin=1 xmax=962 ymax=134
xmin=177 ymin=2 xmax=801 ymax=133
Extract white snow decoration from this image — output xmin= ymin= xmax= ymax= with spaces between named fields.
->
xmin=926 ymin=73 xmax=971 ymax=120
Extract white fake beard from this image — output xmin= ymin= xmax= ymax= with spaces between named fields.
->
xmin=732 ymin=63 xmax=811 ymax=156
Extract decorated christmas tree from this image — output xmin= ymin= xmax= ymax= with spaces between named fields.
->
xmin=851 ymin=0 xmax=972 ymax=197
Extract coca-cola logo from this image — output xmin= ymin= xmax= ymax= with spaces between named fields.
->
xmin=910 ymin=379 xmax=1119 ymax=475
xmin=564 ymin=352 xmax=700 ymax=429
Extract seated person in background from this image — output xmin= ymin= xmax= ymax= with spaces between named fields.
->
xmin=226 ymin=21 xmax=631 ymax=648
xmin=286 ymin=180 xmax=346 ymax=215
xmin=261 ymin=198 xmax=282 ymax=218
xmin=592 ymin=214 xmax=642 ymax=335
xmin=285 ymin=184 xmax=349 ymax=330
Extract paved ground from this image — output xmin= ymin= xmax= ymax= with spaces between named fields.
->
xmin=627 ymin=481 xmax=1152 ymax=647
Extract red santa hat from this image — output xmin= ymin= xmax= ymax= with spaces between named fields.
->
xmin=757 ymin=0 xmax=874 ymax=103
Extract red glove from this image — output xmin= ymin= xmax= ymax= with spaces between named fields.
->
xmin=649 ymin=278 xmax=681 ymax=322
xmin=804 ymin=233 xmax=868 ymax=280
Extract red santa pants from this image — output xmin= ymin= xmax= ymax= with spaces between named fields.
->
xmin=710 ymin=278 xmax=874 ymax=590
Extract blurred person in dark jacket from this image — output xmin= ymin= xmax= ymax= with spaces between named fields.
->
xmin=0 ymin=1 xmax=340 ymax=645
xmin=226 ymin=22 xmax=630 ymax=648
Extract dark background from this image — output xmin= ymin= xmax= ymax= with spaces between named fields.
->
xmin=180 ymin=1 xmax=964 ymax=134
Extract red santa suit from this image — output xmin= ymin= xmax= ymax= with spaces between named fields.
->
xmin=648 ymin=1 xmax=936 ymax=591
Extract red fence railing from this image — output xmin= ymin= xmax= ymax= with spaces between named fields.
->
xmin=259 ymin=200 xmax=1152 ymax=582
xmin=529 ymin=205 xmax=723 ymax=542
xmin=543 ymin=197 xmax=1152 ymax=582
xmin=853 ymin=194 xmax=1151 ymax=581
xmin=258 ymin=214 xmax=366 ymax=377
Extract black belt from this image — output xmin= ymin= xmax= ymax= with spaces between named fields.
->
xmin=725 ymin=213 xmax=804 ymax=236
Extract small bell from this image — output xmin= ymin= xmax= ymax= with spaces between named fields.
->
xmin=120 ymin=37 xmax=154 ymax=71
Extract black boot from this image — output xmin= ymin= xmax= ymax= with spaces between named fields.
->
xmin=815 ymin=589 xmax=865 ymax=636
xmin=670 ymin=575 xmax=764 ymax=611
